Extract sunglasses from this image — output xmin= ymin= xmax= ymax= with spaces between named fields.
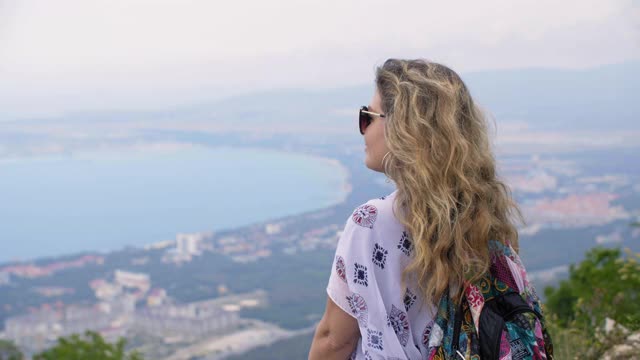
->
xmin=359 ymin=105 xmax=386 ymax=135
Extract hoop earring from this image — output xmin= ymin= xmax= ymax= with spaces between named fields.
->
xmin=382 ymin=151 xmax=391 ymax=164
xmin=382 ymin=151 xmax=392 ymax=183
xmin=382 ymin=151 xmax=391 ymax=171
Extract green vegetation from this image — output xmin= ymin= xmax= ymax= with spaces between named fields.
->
xmin=0 ymin=340 xmax=23 ymax=360
xmin=33 ymin=331 xmax=143 ymax=360
xmin=544 ymin=246 xmax=640 ymax=359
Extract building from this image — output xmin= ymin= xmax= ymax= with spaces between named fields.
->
xmin=176 ymin=233 xmax=203 ymax=256
xmin=146 ymin=288 xmax=167 ymax=307
xmin=134 ymin=301 xmax=240 ymax=341
xmin=90 ymin=278 xmax=123 ymax=300
xmin=134 ymin=290 xmax=267 ymax=341
xmin=265 ymin=223 xmax=282 ymax=235
xmin=4 ymin=296 xmax=135 ymax=355
xmin=114 ymin=270 xmax=151 ymax=293
xmin=162 ymin=232 xmax=209 ymax=264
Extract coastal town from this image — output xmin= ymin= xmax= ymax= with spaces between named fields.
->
xmin=0 ymin=150 xmax=638 ymax=358
xmin=0 ymin=198 xmax=346 ymax=358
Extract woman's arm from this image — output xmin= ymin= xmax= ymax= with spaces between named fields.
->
xmin=308 ymin=296 xmax=360 ymax=360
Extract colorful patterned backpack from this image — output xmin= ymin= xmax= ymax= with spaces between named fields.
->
xmin=424 ymin=240 xmax=554 ymax=360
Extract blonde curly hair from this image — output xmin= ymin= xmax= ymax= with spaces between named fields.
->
xmin=376 ymin=58 xmax=525 ymax=305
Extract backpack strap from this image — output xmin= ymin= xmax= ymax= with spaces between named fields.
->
xmin=451 ymin=295 xmax=465 ymax=355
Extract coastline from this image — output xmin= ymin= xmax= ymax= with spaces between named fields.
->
xmin=0 ymin=143 xmax=353 ymax=266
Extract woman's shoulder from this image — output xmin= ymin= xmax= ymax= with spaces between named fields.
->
xmin=348 ymin=189 xmax=400 ymax=230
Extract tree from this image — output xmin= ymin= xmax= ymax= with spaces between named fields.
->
xmin=33 ymin=331 xmax=143 ymax=360
xmin=543 ymin=245 xmax=640 ymax=359
xmin=545 ymin=247 xmax=640 ymax=332
xmin=0 ymin=340 xmax=24 ymax=360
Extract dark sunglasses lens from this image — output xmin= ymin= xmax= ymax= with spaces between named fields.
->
xmin=359 ymin=108 xmax=371 ymax=135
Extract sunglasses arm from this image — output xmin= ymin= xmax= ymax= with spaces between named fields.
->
xmin=361 ymin=110 xmax=386 ymax=118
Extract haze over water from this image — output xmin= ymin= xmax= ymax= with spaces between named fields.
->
xmin=0 ymin=144 xmax=349 ymax=263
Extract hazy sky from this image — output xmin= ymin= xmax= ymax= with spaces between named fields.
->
xmin=1 ymin=0 xmax=638 ymax=119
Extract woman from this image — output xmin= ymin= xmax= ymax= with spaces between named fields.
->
xmin=308 ymin=59 xmax=550 ymax=360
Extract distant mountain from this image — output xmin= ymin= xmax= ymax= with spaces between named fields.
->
xmin=462 ymin=61 xmax=640 ymax=132
xmin=188 ymin=60 xmax=640 ymax=133
xmin=14 ymin=61 xmax=639 ymax=134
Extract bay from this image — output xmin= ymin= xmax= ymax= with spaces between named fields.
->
xmin=0 ymin=144 xmax=349 ymax=263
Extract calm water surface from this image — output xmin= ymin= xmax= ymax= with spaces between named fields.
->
xmin=0 ymin=145 xmax=349 ymax=263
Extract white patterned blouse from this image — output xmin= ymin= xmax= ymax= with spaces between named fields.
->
xmin=326 ymin=189 xmax=437 ymax=360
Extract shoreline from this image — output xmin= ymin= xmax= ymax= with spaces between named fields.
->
xmin=0 ymin=142 xmax=353 ymax=266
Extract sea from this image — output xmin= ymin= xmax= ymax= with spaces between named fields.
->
xmin=0 ymin=144 xmax=350 ymax=264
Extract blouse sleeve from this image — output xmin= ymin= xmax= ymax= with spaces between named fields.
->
xmin=326 ymin=203 xmax=380 ymax=326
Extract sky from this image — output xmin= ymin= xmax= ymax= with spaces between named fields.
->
xmin=1 ymin=0 xmax=639 ymax=120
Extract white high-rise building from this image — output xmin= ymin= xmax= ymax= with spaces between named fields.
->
xmin=176 ymin=233 xmax=203 ymax=256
